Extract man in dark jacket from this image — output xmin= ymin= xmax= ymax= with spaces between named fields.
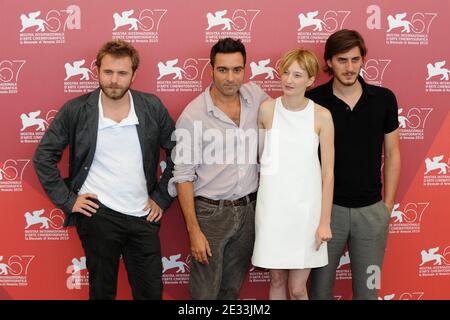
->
xmin=33 ymin=39 xmax=175 ymax=300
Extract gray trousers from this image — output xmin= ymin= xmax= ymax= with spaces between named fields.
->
xmin=309 ymin=201 xmax=390 ymax=300
xmin=189 ymin=198 xmax=256 ymax=300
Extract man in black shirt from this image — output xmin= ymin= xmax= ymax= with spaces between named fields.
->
xmin=306 ymin=29 xmax=401 ymax=300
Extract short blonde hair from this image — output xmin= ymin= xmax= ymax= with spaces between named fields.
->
xmin=279 ymin=48 xmax=320 ymax=78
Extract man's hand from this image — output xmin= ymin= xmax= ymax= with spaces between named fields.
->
xmin=144 ymin=197 xmax=164 ymax=222
xmin=189 ymin=229 xmax=212 ymax=265
xmin=384 ymin=201 xmax=394 ymax=215
xmin=72 ymin=193 xmax=99 ymax=217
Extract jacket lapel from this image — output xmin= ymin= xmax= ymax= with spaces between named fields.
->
xmin=86 ymin=88 xmax=100 ymax=157
xmin=131 ymin=90 xmax=148 ymax=165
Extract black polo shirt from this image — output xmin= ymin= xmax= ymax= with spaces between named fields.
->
xmin=306 ymin=76 xmax=399 ymax=208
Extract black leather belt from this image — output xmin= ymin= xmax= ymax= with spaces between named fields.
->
xmin=196 ymin=192 xmax=257 ymax=207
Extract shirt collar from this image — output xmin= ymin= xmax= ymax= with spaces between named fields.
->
xmin=98 ymin=90 xmax=139 ymax=130
xmin=322 ymin=75 xmax=375 ymax=101
xmin=357 ymin=75 xmax=375 ymax=96
xmin=205 ymin=83 xmax=252 ymax=115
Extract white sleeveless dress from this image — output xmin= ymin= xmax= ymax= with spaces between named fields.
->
xmin=252 ymin=97 xmax=328 ymax=269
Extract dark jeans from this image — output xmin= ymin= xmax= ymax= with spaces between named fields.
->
xmin=309 ymin=201 xmax=390 ymax=300
xmin=189 ymin=197 xmax=256 ymax=300
xmin=76 ymin=205 xmax=162 ymax=300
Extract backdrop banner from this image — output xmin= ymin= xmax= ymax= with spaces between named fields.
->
xmin=0 ymin=0 xmax=449 ymax=300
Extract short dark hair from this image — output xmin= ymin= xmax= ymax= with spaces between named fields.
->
xmin=96 ymin=39 xmax=140 ymax=73
xmin=210 ymin=38 xmax=246 ymax=67
xmin=324 ymin=29 xmax=367 ymax=75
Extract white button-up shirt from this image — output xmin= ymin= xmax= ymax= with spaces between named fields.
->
xmin=79 ymin=90 xmax=149 ymax=216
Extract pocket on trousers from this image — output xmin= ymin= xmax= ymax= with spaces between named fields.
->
xmin=195 ymin=200 xmax=219 ymax=220
xmin=146 ymin=220 xmax=161 ymax=231
xmin=139 ymin=214 xmax=161 ymax=230
xmin=380 ymin=201 xmax=391 ymax=219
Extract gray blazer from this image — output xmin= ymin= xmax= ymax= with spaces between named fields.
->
xmin=33 ymin=88 xmax=176 ymax=226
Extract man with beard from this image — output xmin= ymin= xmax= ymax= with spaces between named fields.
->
xmin=306 ymin=30 xmax=401 ymax=299
xmin=33 ymin=40 xmax=175 ymax=299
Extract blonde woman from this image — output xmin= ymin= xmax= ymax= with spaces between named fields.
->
xmin=252 ymin=49 xmax=334 ymax=300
